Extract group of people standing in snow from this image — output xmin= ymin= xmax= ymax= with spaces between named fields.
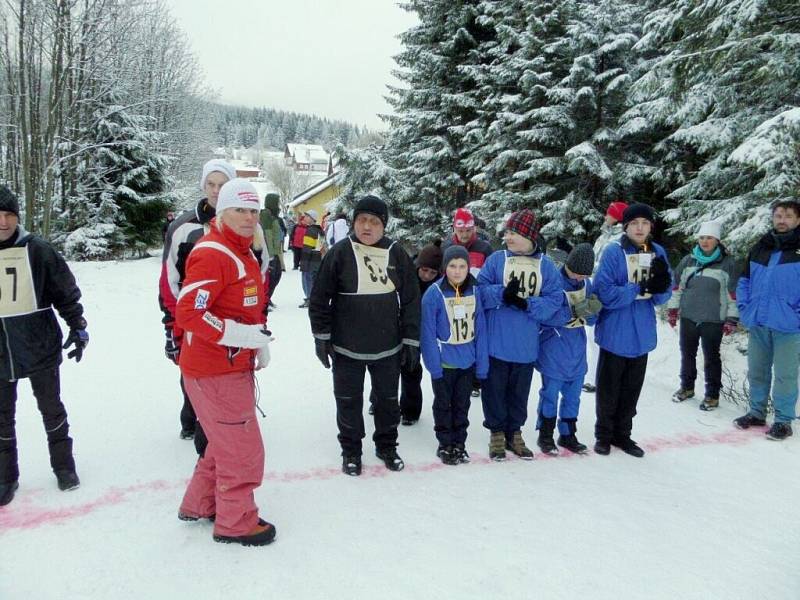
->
xmin=1 ymin=157 xmax=798 ymax=552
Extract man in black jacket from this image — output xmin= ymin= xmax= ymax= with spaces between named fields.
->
xmin=0 ymin=186 xmax=88 ymax=506
xmin=309 ymin=195 xmax=420 ymax=476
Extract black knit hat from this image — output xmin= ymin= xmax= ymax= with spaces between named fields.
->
xmin=0 ymin=186 xmax=20 ymax=217
xmin=416 ymin=241 xmax=443 ymax=270
xmin=442 ymin=244 xmax=469 ymax=271
xmin=565 ymin=243 xmax=595 ymax=276
xmin=353 ymin=194 xmax=388 ymax=226
xmin=622 ymin=203 xmax=656 ymax=228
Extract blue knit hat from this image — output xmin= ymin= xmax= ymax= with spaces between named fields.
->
xmin=442 ymin=244 xmax=469 ymax=271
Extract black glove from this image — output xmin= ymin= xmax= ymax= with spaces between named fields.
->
xmin=642 ymin=256 xmax=671 ymax=295
xmin=400 ymin=344 xmax=420 ymax=371
xmin=63 ymin=329 xmax=89 ymax=362
xmin=165 ymin=327 xmax=181 ymax=364
xmin=502 ymin=278 xmax=528 ymax=311
xmin=315 ymin=338 xmax=335 ymax=369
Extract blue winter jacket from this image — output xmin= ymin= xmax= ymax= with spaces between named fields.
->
xmin=421 ymin=275 xmax=489 ymax=380
xmin=737 ymin=228 xmax=800 ymax=333
xmin=594 ymin=235 xmax=672 ymax=358
xmin=536 ymin=269 xmax=598 ymax=381
xmin=477 ymin=248 xmax=563 ymax=363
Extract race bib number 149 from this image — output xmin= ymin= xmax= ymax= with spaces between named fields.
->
xmin=503 ymin=255 xmax=542 ymax=299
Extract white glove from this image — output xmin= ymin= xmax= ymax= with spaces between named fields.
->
xmin=218 ymin=320 xmax=271 ymax=349
xmin=256 ymin=344 xmax=270 ymax=370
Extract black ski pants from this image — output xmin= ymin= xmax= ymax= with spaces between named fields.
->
xmin=332 ymin=352 xmax=401 ymax=456
xmin=292 ymin=247 xmax=302 ymax=269
xmin=679 ymin=318 xmax=723 ymax=398
xmin=594 ymin=349 xmax=648 ymax=444
xmin=0 ymin=367 xmax=74 ymax=483
xmin=400 ymin=362 xmax=423 ymax=421
xmin=179 ymin=375 xmax=208 ymax=456
xmin=432 ymin=367 xmax=473 ymax=447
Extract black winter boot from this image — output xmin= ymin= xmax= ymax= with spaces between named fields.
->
xmin=557 ymin=419 xmax=587 ymax=454
xmin=0 ymin=481 xmax=18 ymax=506
xmin=342 ymin=455 xmax=362 ymax=476
xmin=376 ymin=448 xmax=404 ymax=471
xmin=55 ymin=470 xmax=80 ymax=491
xmin=536 ymin=417 xmax=558 ymax=456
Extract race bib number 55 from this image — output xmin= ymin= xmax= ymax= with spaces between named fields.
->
xmin=352 ymin=242 xmax=396 ymax=295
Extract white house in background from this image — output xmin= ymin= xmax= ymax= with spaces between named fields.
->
xmin=284 ymin=143 xmax=329 ymax=172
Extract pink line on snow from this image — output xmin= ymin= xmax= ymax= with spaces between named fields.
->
xmin=0 ymin=428 xmax=765 ymax=532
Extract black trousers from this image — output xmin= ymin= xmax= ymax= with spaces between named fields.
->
xmin=679 ymin=318 xmax=723 ymax=398
xmin=267 ymin=255 xmax=282 ymax=300
xmin=432 ymin=367 xmax=473 ymax=446
xmin=594 ymin=349 xmax=648 ymax=444
xmin=0 ymin=367 xmax=74 ymax=483
xmin=400 ymin=363 xmax=423 ymax=421
xmin=332 ymin=352 xmax=401 ymax=455
xmin=292 ymin=247 xmax=302 ymax=269
xmin=179 ymin=375 xmax=208 ymax=456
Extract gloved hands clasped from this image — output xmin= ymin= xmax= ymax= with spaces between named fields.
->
xmin=63 ymin=328 xmax=89 ymax=362
xmin=639 ymin=256 xmax=671 ymax=296
xmin=503 ymin=278 xmax=528 ymax=311
xmin=572 ymin=294 xmax=603 ymax=319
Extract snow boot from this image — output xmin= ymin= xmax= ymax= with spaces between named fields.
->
xmin=699 ymin=397 xmax=719 ymax=411
xmin=558 ymin=420 xmax=587 ymax=454
xmin=376 ymin=448 xmax=405 ymax=471
xmin=55 ymin=470 xmax=80 ymax=491
xmin=179 ymin=428 xmax=195 ymax=440
xmin=342 ymin=455 xmax=362 ymax=476
xmin=298 ymin=299 xmax=309 ymax=308
xmin=455 ymin=443 xmax=470 ymax=464
xmin=437 ymin=445 xmax=459 ymax=466
xmin=594 ymin=440 xmax=611 ymax=455
xmin=672 ymin=387 xmax=695 ymax=402
xmin=213 ymin=518 xmax=276 ymax=546
xmin=0 ymin=481 xmax=18 ymax=506
xmin=368 ymin=403 xmax=375 ymax=416
xmin=506 ymin=430 xmax=534 ymax=460
xmin=733 ymin=414 xmax=767 ymax=430
xmin=581 ymin=382 xmax=596 ymax=393
xmin=766 ymin=422 xmax=793 ymax=441
xmin=401 ymin=416 xmax=418 ymax=426
xmin=178 ymin=511 xmax=216 ymax=523
xmin=612 ymin=438 xmax=645 ymax=458
xmin=489 ymin=431 xmax=506 ymax=461
xmin=536 ymin=417 xmax=558 ymax=456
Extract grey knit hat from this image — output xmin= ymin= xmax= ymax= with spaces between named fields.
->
xmin=565 ymin=243 xmax=595 ymax=276
xmin=442 ymin=244 xmax=469 ymax=271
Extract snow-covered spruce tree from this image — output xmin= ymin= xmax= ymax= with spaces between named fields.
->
xmin=384 ymin=0 xmax=495 ymax=241
xmin=64 ymin=93 xmax=172 ymax=260
xmin=626 ymin=0 xmax=800 ymax=254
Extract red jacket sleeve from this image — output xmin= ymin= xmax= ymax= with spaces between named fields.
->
xmin=175 ymin=248 xmax=233 ymax=344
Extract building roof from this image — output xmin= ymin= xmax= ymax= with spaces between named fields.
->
xmin=289 ymin=172 xmax=339 ymax=208
xmin=286 ymin=143 xmax=329 ymax=165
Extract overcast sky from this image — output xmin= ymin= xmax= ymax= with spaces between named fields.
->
xmin=164 ymin=0 xmax=418 ymax=130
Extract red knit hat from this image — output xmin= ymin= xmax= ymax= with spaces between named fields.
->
xmin=606 ymin=201 xmax=628 ymax=223
xmin=505 ymin=209 xmax=538 ymax=243
xmin=453 ymin=208 xmax=475 ymax=228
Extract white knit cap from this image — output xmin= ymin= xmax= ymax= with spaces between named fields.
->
xmin=697 ymin=220 xmax=722 ymax=240
xmin=200 ymin=159 xmax=237 ymax=190
xmin=216 ymin=179 xmax=263 ymax=213
xmin=304 ymin=209 xmax=319 ymax=222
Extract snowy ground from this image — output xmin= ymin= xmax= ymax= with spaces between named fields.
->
xmin=1 ymin=254 xmax=798 ymax=600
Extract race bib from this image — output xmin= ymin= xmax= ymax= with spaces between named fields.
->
xmin=352 ymin=242 xmax=396 ymax=295
xmin=564 ymin=286 xmax=587 ymax=329
xmin=0 ymin=247 xmax=36 ymax=317
xmin=503 ymin=255 xmax=542 ymax=299
xmin=444 ymin=294 xmax=476 ymax=345
xmin=627 ymin=253 xmax=653 ymax=300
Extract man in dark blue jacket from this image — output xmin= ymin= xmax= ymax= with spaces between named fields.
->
xmin=593 ymin=203 xmax=672 ymax=457
xmin=0 ymin=186 xmax=88 ymax=505
xmin=733 ymin=200 xmax=800 ymax=441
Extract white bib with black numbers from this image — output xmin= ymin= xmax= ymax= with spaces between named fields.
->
xmin=444 ymin=294 xmax=476 ymax=345
xmin=503 ymin=255 xmax=542 ymax=299
xmin=352 ymin=241 xmax=396 ymax=295
xmin=564 ymin=286 xmax=587 ymax=329
xmin=0 ymin=247 xmax=37 ymax=317
xmin=626 ymin=252 xmax=653 ymax=300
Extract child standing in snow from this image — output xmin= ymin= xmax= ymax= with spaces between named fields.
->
xmin=535 ymin=244 xmax=603 ymax=455
xmin=421 ymin=246 xmax=489 ymax=465
xmin=477 ymin=210 xmax=564 ymax=461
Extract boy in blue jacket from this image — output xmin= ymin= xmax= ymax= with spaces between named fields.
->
xmin=536 ymin=244 xmax=602 ymax=455
xmin=477 ymin=210 xmax=563 ymax=461
xmin=421 ymin=246 xmax=488 ymax=465
xmin=593 ymin=203 xmax=673 ymax=458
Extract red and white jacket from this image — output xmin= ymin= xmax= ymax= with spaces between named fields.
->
xmin=176 ymin=221 xmax=267 ymax=378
